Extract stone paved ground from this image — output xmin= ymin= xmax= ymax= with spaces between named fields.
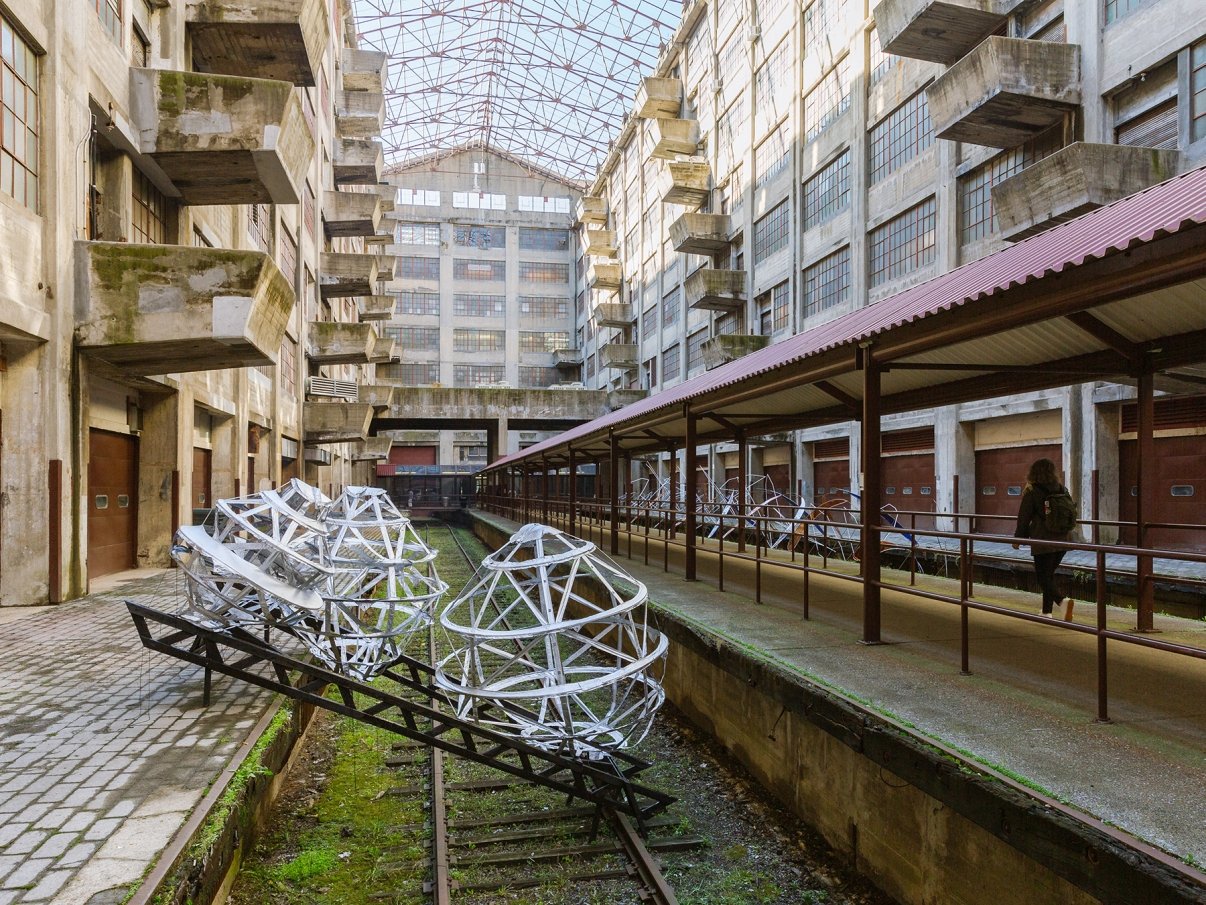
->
xmin=0 ymin=570 xmax=277 ymax=905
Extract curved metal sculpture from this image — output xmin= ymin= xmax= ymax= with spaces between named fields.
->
xmin=435 ymin=523 xmax=667 ymax=758
xmin=171 ymin=480 xmax=446 ymax=679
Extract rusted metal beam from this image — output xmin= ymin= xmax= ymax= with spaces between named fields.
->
xmin=815 ymin=379 xmax=860 ymax=414
xmin=1065 ymin=311 xmax=1143 ymax=367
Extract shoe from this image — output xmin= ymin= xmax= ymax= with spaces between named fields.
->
xmin=1060 ymin=598 xmax=1076 ymax=622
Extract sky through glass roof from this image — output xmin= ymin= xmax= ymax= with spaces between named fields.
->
xmin=353 ymin=0 xmax=685 ymax=183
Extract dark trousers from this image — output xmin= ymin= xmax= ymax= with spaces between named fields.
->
xmin=1033 ymin=551 xmax=1066 ymax=613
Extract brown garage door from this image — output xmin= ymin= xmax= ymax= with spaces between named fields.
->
xmin=1119 ymin=436 xmax=1206 ymax=551
xmin=974 ymin=444 xmax=1062 ymax=535
xmin=89 ymin=429 xmax=138 ymax=578
xmin=390 ymin=445 xmax=439 ymax=466
xmin=883 ymin=453 xmax=937 ymax=529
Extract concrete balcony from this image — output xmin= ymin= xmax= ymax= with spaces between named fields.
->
xmin=322 ymin=190 xmax=382 ymax=238
xmin=607 ymin=389 xmax=648 ymax=409
xmin=576 ymin=195 xmax=607 ymax=225
xmin=336 ymin=90 xmax=385 ymax=140
xmin=342 ymin=48 xmax=388 ymax=93
xmin=75 ymin=242 xmax=293 ymax=376
xmin=130 ymin=68 xmax=313 ymax=205
xmin=333 ymin=139 xmax=384 ymax=186
xmin=307 ymin=321 xmax=378 ymax=364
xmin=358 ymin=385 xmax=398 ymax=410
xmin=587 ymin=262 xmax=622 ymax=292
xmin=595 ymin=303 xmax=635 ymax=328
xmin=186 ymin=0 xmax=328 ymax=86
xmin=358 ymin=296 xmax=395 ymax=320
xmin=669 ymin=213 xmax=732 ymax=254
xmin=660 ymin=160 xmax=711 ymax=210
xmin=928 ymin=37 xmax=1081 ymax=148
xmin=601 ymin=343 xmax=639 ymax=371
xmin=376 ymin=183 xmax=396 ymax=214
xmin=635 ymin=76 xmax=682 ymax=119
xmin=875 ymin=0 xmax=1013 ymax=66
xmin=584 ymin=229 xmax=618 ymax=258
xmin=992 ymin=143 xmax=1181 ymax=241
xmin=685 ymin=269 xmax=746 ymax=312
xmin=369 ymin=338 xmax=399 ymax=364
xmin=702 ymin=334 xmax=770 ymax=370
xmin=320 ymin=253 xmax=378 ymax=298
xmin=351 ymin=436 xmax=392 ymax=461
xmin=649 ymin=118 xmax=700 ymax=160
xmin=375 ymin=255 xmax=398 ymax=282
xmin=303 ymin=402 xmax=375 ymax=444
xmin=553 ymin=348 xmax=583 ymax=367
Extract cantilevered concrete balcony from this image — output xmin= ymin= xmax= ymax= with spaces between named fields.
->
xmin=660 ymin=161 xmax=711 ymax=209
xmin=376 ymin=183 xmax=396 ymax=214
xmin=587 ymin=262 xmax=622 ymax=292
xmin=635 ymin=77 xmax=682 ymax=119
xmin=320 ymin=253 xmax=379 ymax=298
xmin=308 ymin=321 xmax=378 ymax=364
xmin=369 ymin=339 xmax=399 ymax=364
xmin=351 ymin=436 xmax=392 ymax=461
xmin=358 ymin=296 xmax=394 ymax=320
xmin=928 ymin=37 xmax=1080 ymax=148
xmin=649 ymin=118 xmax=700 ymax=160
xmin=75 ymin=242 xmax=293 ymax=375
xmin=322 ymin=190 xmax=382 ymax=238
xmin=342 ymin=48 xmax=388 ymax=93
xmin=601 ymin=343 xmax=639 ymax=371
xmin=685 ymin=269 xmax=746 ymax=312
xmin=375 ymin=255 xmax=398 ymax=282
xmin=358 ymin=385 xmax=397 ymax=410
xmin=303 ymin=402 xmax=374 ymax=444
xmin=875 ymin=0 xmax=1014 ymax=66
xmin=553 ymin=348 xmax=583 ymax=368
xmin=992 ymin=143 xmax=1181 ymax=241
xmin=130 ymin=69 xmax=313 ymax=205
xmin=669 ymin=213 xmax=732 ymax=254
xmin=702 ymin=334 xmax=769 ymax=370
xmin=607 ymin=389 xmax=647 ymax=409
xmin=595 ymin=303 xmax=635 ymax=328
xmin=576 ymin=196 xmax=607 ymax=225
xmin=186 ymin=0 xmax=328 ymax=86
xmin=584 ymin=229 xmax=618 ymax=258
xmin=333 ymin=139 xmax=384 ymax=185
xmin=336 ymin=90 xmax=385 ymax=139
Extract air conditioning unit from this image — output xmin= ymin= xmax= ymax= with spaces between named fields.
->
xmin=551 ymin=382 xmax=586 ymax=390
xmin=307 ymin=377 xmax=359 ymax=401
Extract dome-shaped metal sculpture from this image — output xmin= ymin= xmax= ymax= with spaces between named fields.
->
xmin=435 ymin=523 xmax=667 ymax=757
xmin=171 ymin=480 xmax=446 ymax=679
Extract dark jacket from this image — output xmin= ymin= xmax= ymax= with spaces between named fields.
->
xmin=1014 ymin=481 xmax=1072 ymax=554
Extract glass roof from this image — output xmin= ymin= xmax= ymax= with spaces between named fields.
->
xmin=352 ymin=0 xmax=685 ymax=183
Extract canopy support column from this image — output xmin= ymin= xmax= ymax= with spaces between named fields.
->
xmin=861 ymin=347 xmax=883 ymax=644
xmin=522 ymin=467 xmax=531 ymax=524
xmin=737 ymin=430 xmax=748 ymax=553
xmin=1136 ymin=367 xmax=1156 ymax=632
xmin=668 ymin=445 xmax=678 ymax=540
xmin=568 ymin=446 xmax=578 ymax=536
xmin=542 ymin=455 xmax=551 ymax=525
xmin=609 ymin=431 xmax=620 ymax=556
xmin=685 ymin=408 xmax=698 ymax=581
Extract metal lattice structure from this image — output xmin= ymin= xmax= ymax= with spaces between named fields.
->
xmin=352 ymin=0 xmax=684 ymax=181
xmin=435 ymin=523 xmax=668 ymax=757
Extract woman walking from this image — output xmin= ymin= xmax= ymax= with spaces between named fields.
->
xmin=1013 ymin=458 xmax=1076 ymax=619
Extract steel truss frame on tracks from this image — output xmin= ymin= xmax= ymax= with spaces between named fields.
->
xmin=126 ymin=601 xmax=674 ymax=828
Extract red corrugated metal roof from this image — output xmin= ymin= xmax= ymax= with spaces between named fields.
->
xmin=489 ymin=163 xmax=1206 ymax=469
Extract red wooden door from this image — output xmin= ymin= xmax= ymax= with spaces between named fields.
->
xmin=192 ymin=448 xmax=212 ymax=509
xmin=89 ymin=430 xmax=138 ymax=578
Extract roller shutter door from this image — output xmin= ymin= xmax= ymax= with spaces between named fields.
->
xmin=881 ymin=428 xmax=936 ymax=529
xmin=813 ymin=437 xmax=849 ymax=505
xmin=974 ymin=444 xmax=1061 ymax=534
xmin=1118 ymin=436 xmax=1206 ymax=551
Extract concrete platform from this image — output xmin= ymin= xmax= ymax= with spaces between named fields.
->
xmin=470 ymin=510 xmax=1206 ymax=877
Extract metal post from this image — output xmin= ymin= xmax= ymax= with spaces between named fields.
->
xmin=1136 ymin=368 xmax=1155 ymax=632
xmin=861 ymin=348 xmax=882 ymax=644
xmin=737 ymin=431 xmax=748 ymax=554
xmin=1092 ymin=469 xmax=1110 ymax=722
xmin=609 ymin=432 xmax=620 ymax=556
xmin=522 ymin=467 xmax=531 ymax=524
xmin=568 ymin=446 xmax=578 ymax=536
xmin=542 ymin=456 xmax=551 ymax=525
xmin=668 ymin=446 xmax=678 ymax=541
xmin=684 ymin=408 xmax=698 ymax=581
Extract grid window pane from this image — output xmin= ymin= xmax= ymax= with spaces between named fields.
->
xmin=869 ymin=89 xmax=934 ymax=183
xmin=753 ymin=198 xmax=790 ymax=262
xmin=519 ymin=296 xmax=570 ymax=319
xmin=454 ymin=293 xmax=506 ymax=317
xmin=641 ymin=305 xmax=657 ymax=339
xmin=454 ymin=328 xmax=505 ymax=352
xmin=869 ymin=26 xmax=897 ymax=86
xmin=802 ymin=247 xmax=850 ymax=317
xmin=0 ymin=16 xmax=37 ymax=212
xmin=453 ymin=225 xmax=505 ymax=248
xmin=1193 ymin=40 xmax=1206 ymax=143
xmin=519 ymin=261 xmax=570 ymax=283
xmin=397 ymin=326 xmax=440 ymax=351
xmin=381 ymin=362 xmax=440 ymax=384
xmin=956 ymin=128 xmax=1063 ymax=244
xmin=519 ymin=366 xmax=560 ymax=387
xmin=662 ymin=343 xmax=681 ymax=381
xmin=396 ymin=221 xmax=441 ymax=245
xmin=454 ymin=258 xmax=505 ymax=281
xmin=96 ymin=0 xmax=122 ymax=43
xmin=772 ymin=280 xmax=791 ymax=332
xmin=519 ymin=331 xmax=570 ymax=352
xmin=1104 ymin=0 xmax=1143 ymax=24
xmin=687 ymin=328 xmax=707 ymax=371
xmin=454 ymin=364 xmax=506 ymax=386
xmin=132 ymin=170 xmax=167 ymax=244
xmin=394 ymin=291 xmax=440 ymax=316
xmin=804 ymin=56 xmax=851 ymax=142
xmin=662 ymin=288 xmax=680 ymax=327
xmin=804 ymin=0 xmax=850 ymax=50
xmin=802 ymin=149 xmax=850 ymax=229
xmin=869 ymin=199 xmax=936 ymax=287
xmin=518 ymin=227 xmax=570 ymax=251
xmin=399 ymin=256 xmax=441 ymax=280
xmin=755 ymin=120 xmax=791 ymax=188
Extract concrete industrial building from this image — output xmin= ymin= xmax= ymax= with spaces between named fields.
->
xmin=0 ymin=0 xmax=395 ymax=601
xmin=573 ymin=0 xmax=1206 ymax=541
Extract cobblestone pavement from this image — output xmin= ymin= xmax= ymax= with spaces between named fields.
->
xmin=0 ymin=571 xmax=278 ymax=905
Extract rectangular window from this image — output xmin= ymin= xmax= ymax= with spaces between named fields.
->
xmin=398 ymin=326 xmax=440 ymax=351
xmin=587 ymin=353 xmax=597 ymax=379
xmin=641 ymin=305 xmax=657 ymax=339
xmin=772 ymin=280 xmax=791 ymax=332
xmin=132 ymin=169 xmax=167 ymax=244
xmin=869 ymin=90 xmax=934 ymax=182
xmin=278 ymin=228 xmax=297 ymax=280
xmin=396 ymin=221 xmax=441 ymax=245
xmin=662 ymin=343 xmax=681 ymax=381
xmin=802 ymin=247 xmax=851 ymax=317
xmin=519 ymin=296 xmax=570 ymax=319
xmin=454 ymin=364 xmax=506 ymax=386
xmin=453 ymin=225 xmax=505 ymax=249
xmin=452 ymin=191 xmax=505 ymax=210
xmin=716 ymin=312 xmax=740 ymax=335
xmin=1104 ymin=0 xmax=1143 ymax=24
xmin=518 ymin=227 xmax=570 ymax=251
xmin=454 ymin=328 xmax=505 ymax=352
xmin=804 ymin=0 xmax=850 ymax=49
xmin=687 ymin=328 xmax=708 ymax=371
xmin=519 ymin=366 xmax=559 ymax=388
xmin=454 ymin=293 xmax=506 ymax=317
xmin=804 ymin=57 xmax=851 ymax=142
xmin=280 ymin=338 xmax=297 ymax=398
xmin=1115 ymin=98 xmax=1178 ymax=149
xmin=397 ymin=188 xmax=440 ymax=206
xmin=642 ymin=356 xmax=657 ymax=389
xmin=957 ymin=128 xmax=1063 ymax=243
xmin=754 ymin=40 xmax=792 ymax=117
xmin=303 ymin=182 xmax=315 ymax=236
xmin=802 ymin=149 xmax=851 ymax=229
xmin=869 ymin=27 xmax=896 ymax=86
xmin=518 ymin=195 xmax=571 ymax=213
xmin=454 ymin=259 xmax=505 ymax=281
xmin=382 ymin=362 xmax=440 ymax=384
xmin=753 ymin=198 xmax=790 ymax=262
xmin=717 ymin=97 xmax=747 ymax=176
xmin=869 ymin=199 xmax=936 ymax=287
xmin=519 ymin=331 xmax=570 ymax=352
xmin=96 ymin=0 xmax=122 ymax=43
xmin=519 ymin=261 xmax=569 ymax=283
xmin=398 ymin=256 xmax=440 ymax=280
xmin=755 ymin=121 xmax=791 ymax=188
xmin=662 ymin=288 xmax=680 ymax=328
xmin=395 ymin=291 xmax=440 ymax=316
xmin=131 ymin=23 xmax=149 ymax=66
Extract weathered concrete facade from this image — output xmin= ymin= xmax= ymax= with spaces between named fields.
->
xmin=575 ymin=0 xmax=1206 ymax=523
xmin=0 ymin=0 xmax=391 ymax=602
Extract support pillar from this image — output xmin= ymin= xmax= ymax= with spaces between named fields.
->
xmin=542 ymin=455 xmax=550 ymax=525
xmin=568 ymin=446 xmax=578 ymax=536
xmin=609 ymin=432 xmax=620 ymax=556
xmin=668 ymin=445 xmax=678 ymax=539
xmin=684 ymin=408 xmax=698 ymax=580
xmin=1135 ymin=368 xmax=1155 ymax=632
xmin=737 ymin=431 xmax=748 ymax=553
xmin=861 ymin=349 xmax=882 ymax=644
xmin=522 ymin=467 xmax=531 ymax=524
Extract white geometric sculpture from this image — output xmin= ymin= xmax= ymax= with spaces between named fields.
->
xmin=435 ymin=524 xmax=668 ymax=757
xmin=171 ymin=479 xmax=446 ymax=679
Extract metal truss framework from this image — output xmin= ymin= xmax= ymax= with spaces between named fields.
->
xmin=352 ymin=0 xmax=684 ymax=181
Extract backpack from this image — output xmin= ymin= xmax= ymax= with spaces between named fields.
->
xmin=1042 ymin=489 xmax=1078 ymax=534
